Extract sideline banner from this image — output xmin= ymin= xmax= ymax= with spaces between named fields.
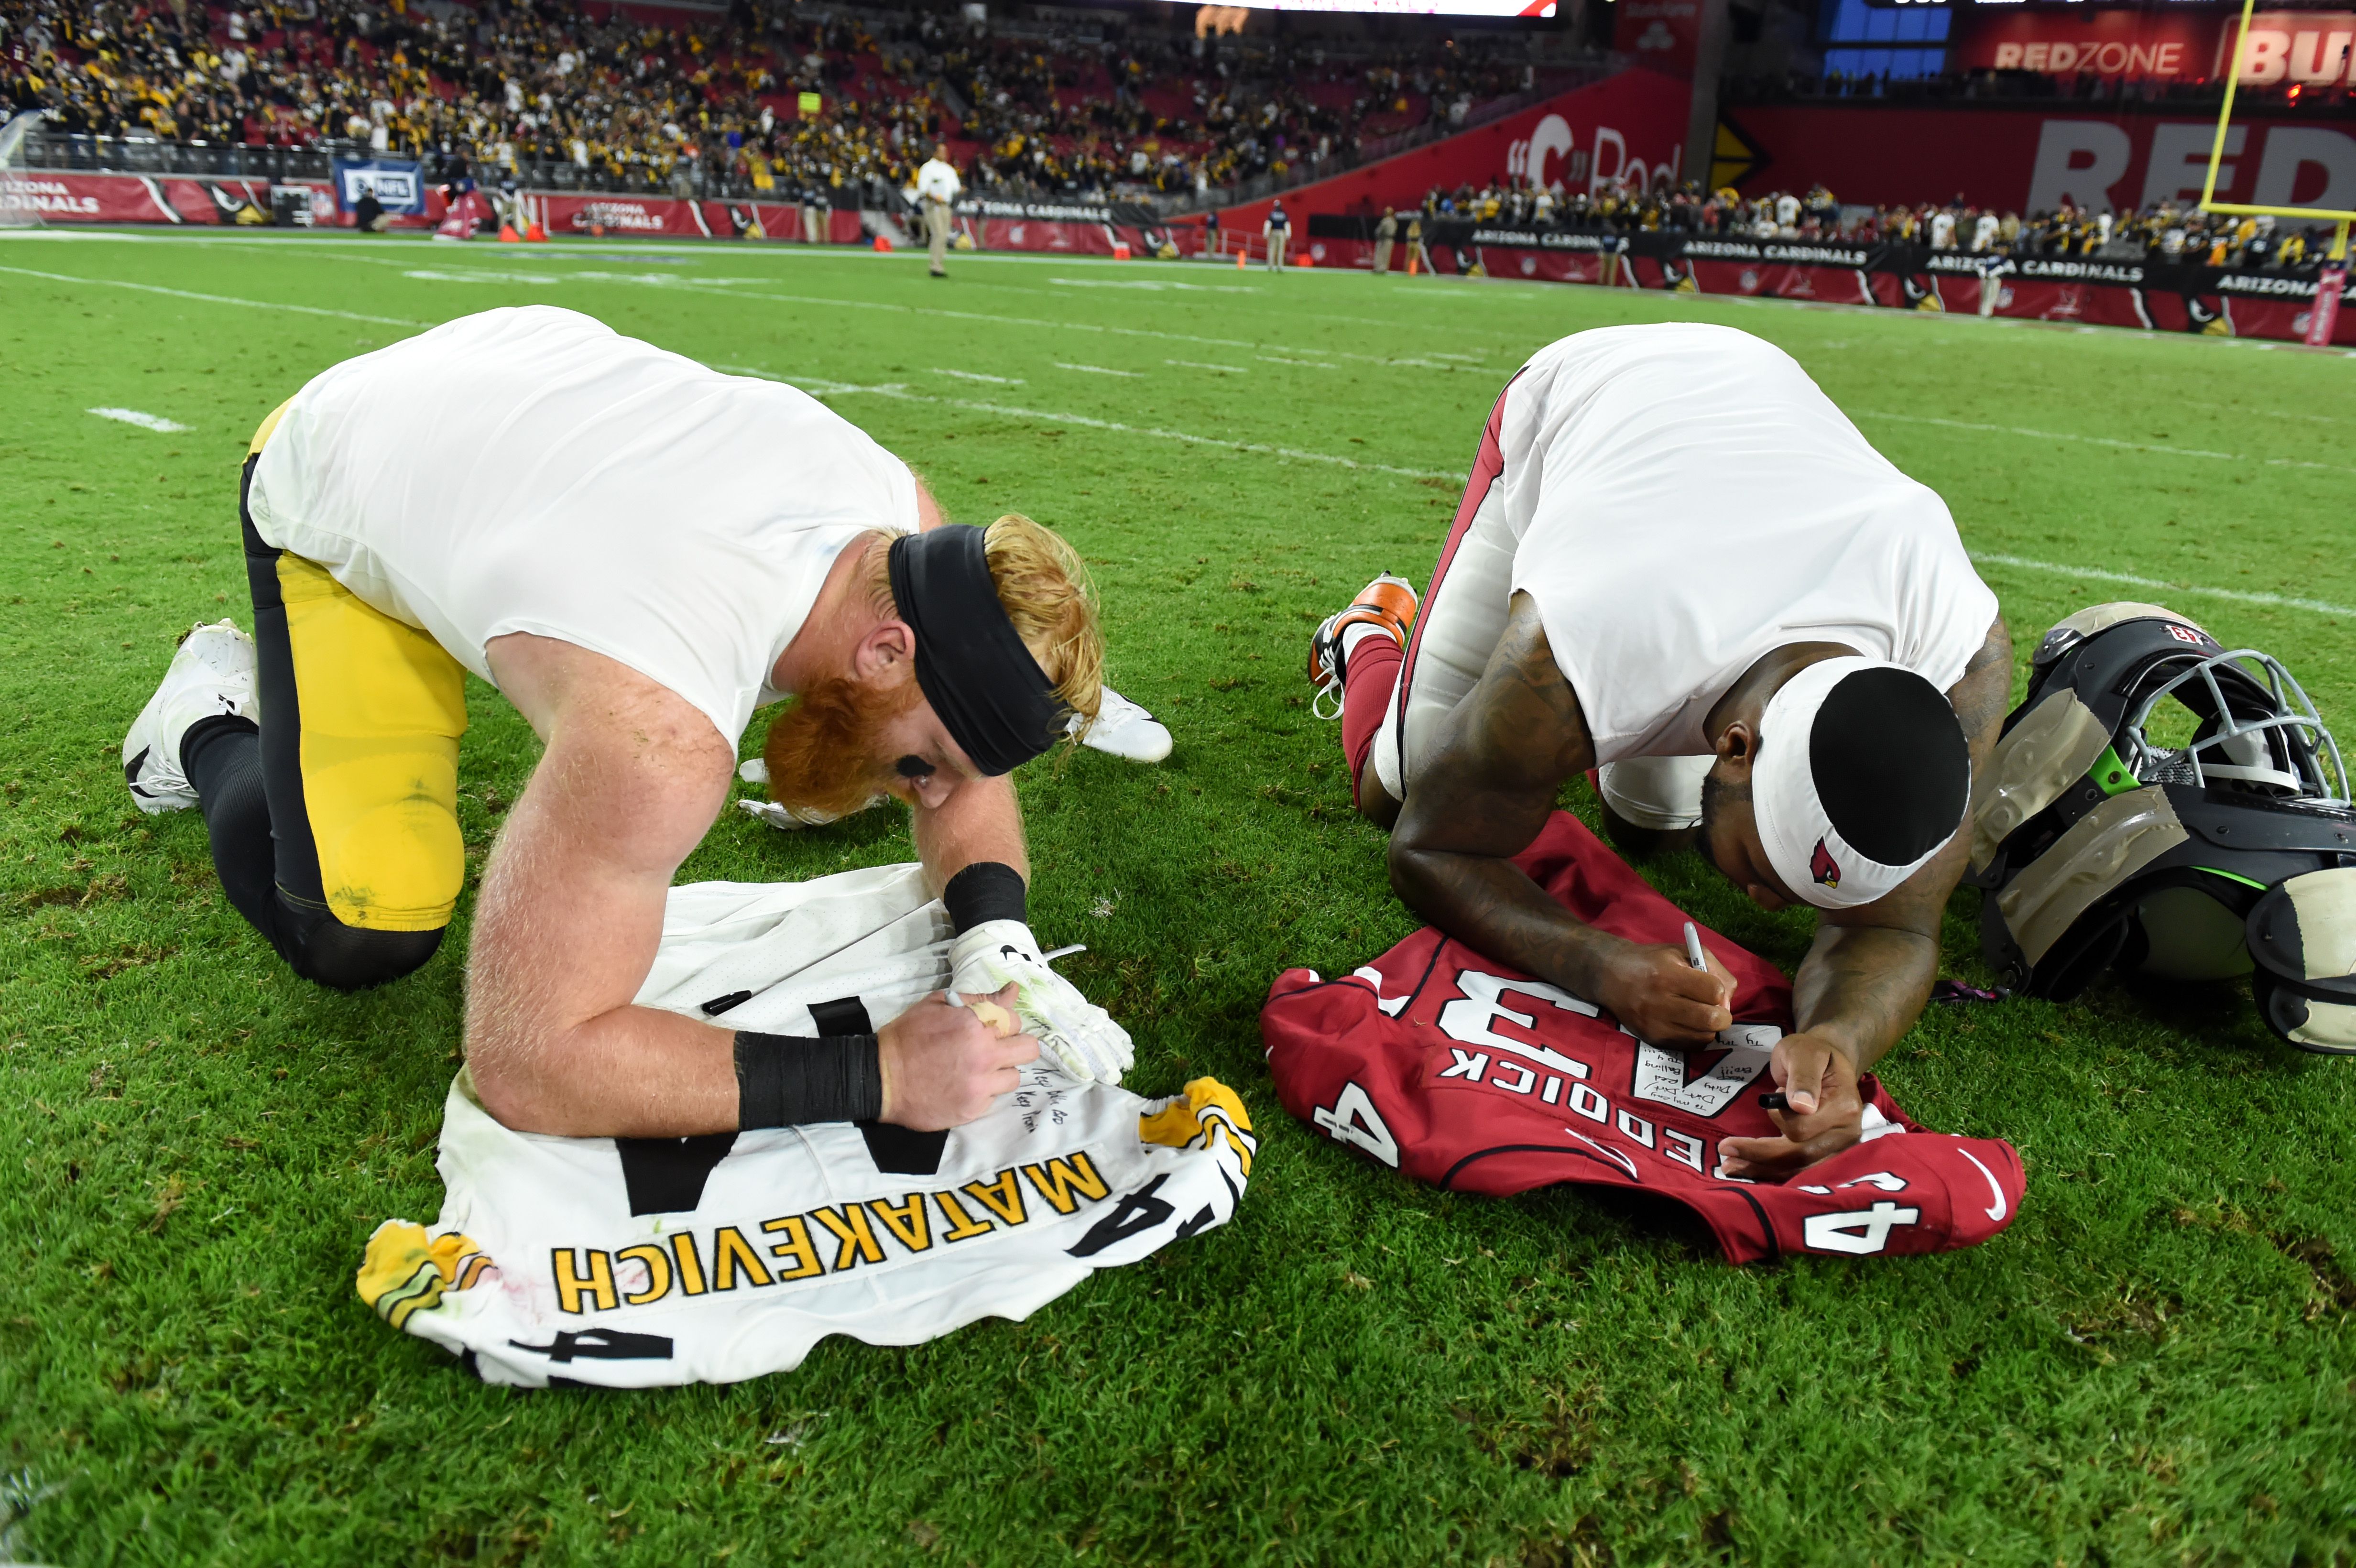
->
xmin=519 ymin=191 xmax=1142 ymax=247
xmin=531 ymin=193 xmax=866 ymax=241
xmin=2 ymin=169 xmax=168 ymax=221
xmin=534 ymin=192 xmax=712 ymax=238
xmin=1 ymin=169 xmax=277 ymax=224
xmin=970 ymin=217 xmax=1118 ymax=255
xmin=331 ymin=156 xmax=426 ymax=215
xmin=954 ymin=197 xmax=1168 ymax=227
xmin=1308 ymin=218 xmax=2356 ymax=345
xmin=17 ymin=164 xmax=2345 ymax=346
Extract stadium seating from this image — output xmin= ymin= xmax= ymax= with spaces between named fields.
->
xmin=0 ymin=0 xmax=1580 ymax=206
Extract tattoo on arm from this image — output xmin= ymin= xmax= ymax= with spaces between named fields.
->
xmin=1950 ymin=616 xmax=2017 ymax=772
xmin=1792 ymin=922 xmax=1938 ymax=1072
xmin=1387 ymin=596 xmax=1619 ymax=997
xmin=1480 ymin=606 xmax=1592 ymax=784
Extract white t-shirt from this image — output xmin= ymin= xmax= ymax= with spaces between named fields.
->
xmin=1930 ymin=211 xmax=1956 ymax=248
xmin=1498 ymin=323 xmax=1998 ymax=764
xmin=915 ymin=157 xmax=961 ymax=203
xmin=247 ymin=306 xmax=918 ymax=744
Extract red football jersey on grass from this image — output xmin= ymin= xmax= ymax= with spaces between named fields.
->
xmin=1261 ymin=813 xmax=2023 ymax=1264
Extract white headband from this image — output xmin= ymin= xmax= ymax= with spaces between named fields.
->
xmin=1752 ymin=656 xmax=1958 ymax=910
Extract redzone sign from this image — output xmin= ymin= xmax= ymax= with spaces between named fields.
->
xmin=1949 ymin=11 xmax=2221 ymax=83
xmin=1992 ymin=37 xmax=2188 ymax=77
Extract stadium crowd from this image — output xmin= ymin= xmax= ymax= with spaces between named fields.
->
xmin=949 ymin=25 xmax=1553 ymax=198
xmin=0 ymin=0 xmax=941 ymax=202
xmin=1421 ymin=176 xmax=2341 ymax=270
xmin=0 ymin=0 xmax=1564 ymax=204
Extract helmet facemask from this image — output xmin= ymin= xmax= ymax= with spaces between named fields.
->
xmin=2115 ymin=647 xmax=2348 ymax=806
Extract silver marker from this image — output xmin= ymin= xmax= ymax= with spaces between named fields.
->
xmin=1682 ymin=921 xmax=1708 ymax=972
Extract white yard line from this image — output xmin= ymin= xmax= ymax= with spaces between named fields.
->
xmin=1055 ymin=362 xmax=1142 ymax=377
xmin=685 ymin=280 xmax=1496 ymax=370
xmin=88 ymin=406 xmax=188 ymax=432
xmin=719 ymin=365 xmax=1462 ymax=482
xmin=2260 ymin=455 xmax=2356 ymax=477
xmin=645 ymin=276 xmax=1267 ymax=350
xmin=1166 ymin=359 xmax=1247 ymax=373
xmin=5 ymin=241 xmax=1518 ymax=369
xmin=0 ymin=263 xmax=427 ymax=327
xmin=403 ymin=268 xmax=568 ymax=284
xmin=931 ymin=367 xmax=1024 ymax=384
xmin=1856 ymin=409 xmax=2238 ymax=460
xmin=1046 ymin=276 xmax=1261 ymax=294
xmin=1854 ymin=408 xmax=2356 ymax=476
xmin=1969 ymin=552 xmax=2356 ymax=619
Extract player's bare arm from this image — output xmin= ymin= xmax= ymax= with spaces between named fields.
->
xmin=1719 ymin=616 xmax=2013 ymax=1177
xmin=1387 ymin=593 xmax=1737 ymax=1045
xmin=463 ymin=635 xmax=1034 ymax=1139
xmin=912 ymin=773 xmax=1027 ymax=893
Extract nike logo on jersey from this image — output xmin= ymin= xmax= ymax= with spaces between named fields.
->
xmin=1959 ymin=1147 xmax=2008 ymax=1221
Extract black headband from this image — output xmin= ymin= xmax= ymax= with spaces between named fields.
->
xmin=887 ymin=526 xmax=1064 ymax=777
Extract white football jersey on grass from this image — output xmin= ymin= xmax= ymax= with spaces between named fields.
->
xmin=360 ymin=862 xmax=1254 ymax=1389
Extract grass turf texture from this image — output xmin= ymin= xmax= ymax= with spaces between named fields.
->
xmin=2 ymin=231 xmax=2353 ymax=1568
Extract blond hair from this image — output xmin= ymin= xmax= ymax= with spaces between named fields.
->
xmin=861 ymin=516 xmax=1104 ymax=737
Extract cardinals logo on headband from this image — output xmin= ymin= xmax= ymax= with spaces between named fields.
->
xmin=1811 ymin=839 xmax=1841 ymax=889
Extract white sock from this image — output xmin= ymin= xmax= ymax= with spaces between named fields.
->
xmin=1340 ymin=621 xmax=1393 ymax=658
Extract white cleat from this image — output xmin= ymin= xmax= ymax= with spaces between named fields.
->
xmin=737 ymin=795 xmax=888 ymax=831
xmin=1071 ymin=685 xmax=1172 ymax=764
xmin=122 ymin=620 xmax=258 ymax=815
xmin=736 ymin=759 xmax=889 ymax=829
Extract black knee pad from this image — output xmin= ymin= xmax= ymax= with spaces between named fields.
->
xmin=291 ymin=921 xmax=446 ymax=991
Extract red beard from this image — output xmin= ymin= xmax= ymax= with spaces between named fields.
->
xmin=761 ymin=674 xmax=924 ymax=820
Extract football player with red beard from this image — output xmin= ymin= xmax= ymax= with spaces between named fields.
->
xmin=1307 ymin=323 xmax=2013 ymax=1178
xmin=122 ymin=306 xmax=1131 ymax=1140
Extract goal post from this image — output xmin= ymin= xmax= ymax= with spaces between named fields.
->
xmin=2202 ymin=0 xmax=2352 ymax=343
xmin=2200 ymin=0 xmax=2353 ymax=259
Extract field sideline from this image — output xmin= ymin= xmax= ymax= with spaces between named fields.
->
xmin=2 ymin=229 xmax=2353 ymax=1567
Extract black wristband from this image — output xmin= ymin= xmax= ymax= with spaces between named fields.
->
xmin=734 ymin=1032 xmax=884 ymax=1128
xmin=942 ymin=860 xmax=1028 ymax=934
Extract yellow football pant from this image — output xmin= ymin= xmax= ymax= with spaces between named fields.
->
xmin=241 ymin=401 xmax=468 ymax=948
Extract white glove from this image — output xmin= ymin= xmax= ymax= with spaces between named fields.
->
xmin=948 ymin=919 xmax=1133 ymax=1085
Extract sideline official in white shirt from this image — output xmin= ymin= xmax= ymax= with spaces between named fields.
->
xmin=916 ymin=143 xmax=962 ymax=278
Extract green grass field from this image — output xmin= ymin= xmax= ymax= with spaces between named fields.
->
xmin=2 ymin=230 xmax=2354 ymax=1567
